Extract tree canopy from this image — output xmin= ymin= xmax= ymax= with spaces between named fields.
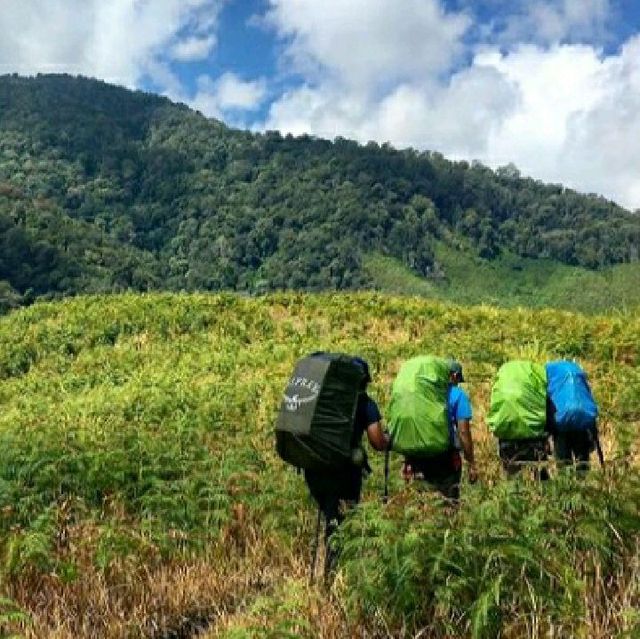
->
xmin=1 ymin=73 xmax=638 ymax=307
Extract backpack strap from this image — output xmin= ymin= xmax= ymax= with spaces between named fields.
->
xmin=446 ymin=385 xmax=457 ymax=450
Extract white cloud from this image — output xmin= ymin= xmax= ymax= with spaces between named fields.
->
xmin=263 ymin=0 xmax=471 ymax=90
xmin=260 ymin=0 xmax=640 ymax=209
xmin=500 ymin=0 xmax=611 ymax=45
xmin=0 ymin=0 xmax=223 ymax=88
xmin=171 ymin=36 xmax=217 ymax=62
xmin=191 ymin=73 xmax=267 ymax=118
xmin=560 ymin=36 xmax=640 ymax=209
xmin=478 ymin=44 xmax=609 ymax=167
xmin=265 ymin=67 xmax=517 ymax=157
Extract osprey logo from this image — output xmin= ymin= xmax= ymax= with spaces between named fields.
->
xmin=283 ymin=376 xmax=321 ymax=412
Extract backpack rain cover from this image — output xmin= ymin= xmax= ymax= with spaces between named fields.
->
xmin=487 ymin=361 xmax=547 ymax=440
xmin=275 ymin=353 xmax=365 ymax=471
xmin=388 ymin=356 xmax=451 ymax=457
xmin=546 ymin=360 xmax=598 ymax=432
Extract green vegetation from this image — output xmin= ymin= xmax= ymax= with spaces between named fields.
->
xmin=365 ymin=246 xmax=640 ymax=313
xmin=339 ymin=471 xmax=640 ymax=639
xmin=0 ymin=292 xmax=637 ymax=637
xmin=1 ymin=74 xmax=639 ymax=313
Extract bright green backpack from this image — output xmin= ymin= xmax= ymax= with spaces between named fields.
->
xmin=487 ymin=361 xmax=547 ymax=440
xmin=388 ymin=356 xmax=452 ymax=457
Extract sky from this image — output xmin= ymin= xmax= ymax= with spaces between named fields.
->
xmin=1 ymin=0 xmax=639 ymax=210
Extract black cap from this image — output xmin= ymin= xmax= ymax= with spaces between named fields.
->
xmin=353 ymin=357 xmax=372 ymax=383
xmin=449 ymin=360 xmax=465 ymax=382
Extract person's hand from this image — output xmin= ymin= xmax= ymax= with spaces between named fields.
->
xmin=468 ymin=464 xmax=478 ymax=484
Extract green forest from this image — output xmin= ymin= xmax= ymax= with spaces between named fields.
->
xmin=1 ymin=74 xmax=639 ymax=314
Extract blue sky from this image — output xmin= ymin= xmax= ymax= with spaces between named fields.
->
xmin=1 ymin=0 xmax=639 ymax=209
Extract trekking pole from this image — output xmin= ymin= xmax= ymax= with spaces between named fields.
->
xmin=309 ymin=507 xmax=322 ymax=585
xmin=383 ymin=447 xmax=390 ymax=504
xmin=383 ymin=434 xmax=393 ymax=504
xmin=594 ymin=430 xmax=605 ymax=468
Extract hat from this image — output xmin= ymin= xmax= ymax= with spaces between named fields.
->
xmin=449 ymin=360 xmax=465 ymax=382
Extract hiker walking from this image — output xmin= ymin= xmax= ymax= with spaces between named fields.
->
xmin=546 ymin=360 xmax=602 ymax=473
xmin=389 ymin=357 xmax=477 ymax=502
xmin=275 ymin=353 xmax=388 ymax=578
xmin=487 ymin=360 xmax=551 ymax=480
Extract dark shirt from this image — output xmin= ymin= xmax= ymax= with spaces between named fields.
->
xmin=351 ymin=393 xmax=382 ymax=446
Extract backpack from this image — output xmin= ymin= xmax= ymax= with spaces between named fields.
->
xmin=546 ymin=360 xmax=598 ymax=432
xmin=388 ymin=356 xmax=452 ymax=457
xmin=275 ymin=352 xmax=366 ymax=471
xmin=487 ymin=361 xmax=547 ymax=440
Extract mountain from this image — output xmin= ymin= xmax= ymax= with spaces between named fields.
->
xmin=1 ymin=73 xmax=639 ymax=313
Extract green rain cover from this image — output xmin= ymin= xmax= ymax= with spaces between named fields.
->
xmin=487 ymin=361 xmax=547 ymax=440
xmin=388 ymin=356 xmax=451 ymax=456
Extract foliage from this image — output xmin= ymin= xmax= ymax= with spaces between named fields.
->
xmin=1 ymin=74 xmax=639 ymax=312
xmin=0 ymin=292 xmax=637 ymax=637
xmin=365 ymin=246 xmax=640 ymax=314
xmin=337 ymin=469 xmax=640 ymax=638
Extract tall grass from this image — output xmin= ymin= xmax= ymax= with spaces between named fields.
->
xmin=0 ymin=292 xmax=637 ymax=637
xmin=337 ymin=468 xmax=640 ymax=638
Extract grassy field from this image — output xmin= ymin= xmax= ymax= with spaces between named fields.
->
xmin=0 ymin=293 xmax=638 ymax=638
xmin=364 ymin=246 xmax=640 ymax=313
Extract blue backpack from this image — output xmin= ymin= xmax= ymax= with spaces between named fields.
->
xmin=546 ymin=361 xmax=598 ymax=432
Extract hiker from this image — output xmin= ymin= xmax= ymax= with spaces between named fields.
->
xmin=275 ymin=353 xmax=388 ymax=577
xmin=400 ymin=360 xmax=477 ymax=501
xmin=488 ymin=360 xmax=551 ymax=480
xmin=546 ymin=360 xmax=601 ymax=474
xmin=305 ymin=360 xmax=387 ymax=574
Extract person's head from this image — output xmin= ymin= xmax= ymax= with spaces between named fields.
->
xmin=353 ymin=356 xmax=372 ymax=389
xmin=449 ymin=360 xmax=464 ymax=385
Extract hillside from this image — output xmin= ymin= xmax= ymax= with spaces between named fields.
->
xmin=366 ymin=245 xmax=640 ymax=313
xmin=0 ymin=293 xmax=638 ymax=637
xmin=1 ymin=74 xmax=639 ymax=313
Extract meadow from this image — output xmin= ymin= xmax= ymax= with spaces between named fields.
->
xmin=0 ymin=292 xmax=637 ymax=638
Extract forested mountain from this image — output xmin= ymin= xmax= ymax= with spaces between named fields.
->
xmin=1 ymin=73 xmax=639 ymax=312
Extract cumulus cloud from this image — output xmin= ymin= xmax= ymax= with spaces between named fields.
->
xmin=262 ymin=0 xmax=471 ymax=90
xmin=560 ymin=36 xmax=640 ymax=210
xmin=458 ymin=0 xmax=612 ymax=46
xmin=190 ymin=72 xmax=267 ymax=119
xmin=501 ymin=0 xmax=611 ymax=44
xmin=0 ymin=0 xmax=223 ymax=88
xmin=171 ymin=35 xmax=217 ymax=62
xmin=266 ymin=66 xmax=517 ymax=158
xmin=260 ymin=0 xmax=640 ymax=209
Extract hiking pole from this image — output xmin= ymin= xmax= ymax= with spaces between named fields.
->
xmin=594 ymin=430 xmax=605 ymax=468
xmin=383 ymin=447 xmax=390 ymax=504
xmin=309 ymin=506 xmax=322 ymax=585
xmin=383 ymin=434 xmax=393 ymax=504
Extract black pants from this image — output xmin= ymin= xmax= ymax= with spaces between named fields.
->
xmin=405 ymin=450 xmax=462 ymax=502
xmin=499 ymin=438 xmax=550 ymax=480
xmin=553 ymin=429 xmax=594 ymax=473
xmin=304 ymin=466 xmax=363 ymax=576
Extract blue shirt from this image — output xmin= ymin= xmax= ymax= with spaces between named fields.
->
xmin=448 ymin=385 xmax=472 ymax=424
xmin=448 ymin=385 xmax=472 ymax=448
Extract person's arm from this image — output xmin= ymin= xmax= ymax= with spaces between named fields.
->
xmin=366 ymin=421 xmax=389 ymax=451
xmin=458 ymin=419 xmax=477 ymax=483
